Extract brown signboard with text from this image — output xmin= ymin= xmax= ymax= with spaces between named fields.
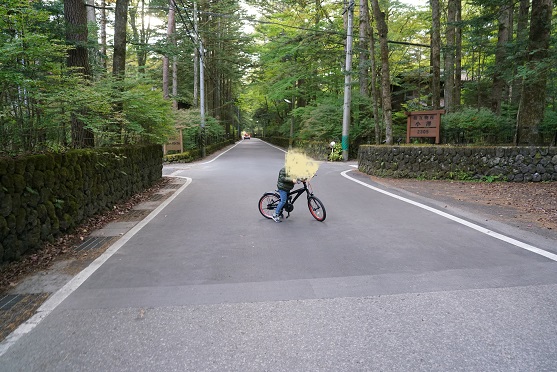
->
xmin=163 ymin=128 xmax=183 ymax=155
xmin=406 ymin=110 xmax=444 ymax=144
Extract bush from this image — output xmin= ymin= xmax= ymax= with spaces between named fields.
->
xmin=442 ymin=107 xmax=511 ymax=144
xmin=174 ymin=109 xmax=227 ymax=150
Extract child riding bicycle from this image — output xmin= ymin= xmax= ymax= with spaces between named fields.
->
xmin=272 ymin=167 xmax=297 ymax=222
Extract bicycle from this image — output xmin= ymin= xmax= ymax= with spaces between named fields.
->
xmin=258 ymin=180 xmax=326 ymax=222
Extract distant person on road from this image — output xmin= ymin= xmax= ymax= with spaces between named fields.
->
xmin=273 ymin=167 xmax=297 ymax=222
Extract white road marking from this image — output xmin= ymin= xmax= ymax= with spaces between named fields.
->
xmin=341 ymin=170 xmax=557 ymax=262
xmin=0 ymin=177 xmax=193 ymax=357
xmin=262 ymin=140 xmax=287 ymax=153
xmin=199 ymin=141 xmax=242 ymax=164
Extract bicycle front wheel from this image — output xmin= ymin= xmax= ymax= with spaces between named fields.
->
xmin=307 ymin=196 xmax=326 ymax=221
xmin=259 ymin=192 xmax=280 ymax=219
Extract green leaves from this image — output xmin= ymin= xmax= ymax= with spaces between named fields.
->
xmin=442 ymin=107 xmax=512 ymax=144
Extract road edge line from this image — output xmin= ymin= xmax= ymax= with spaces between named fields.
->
xmin=0 ymin=177 xmax=193 ymax=357
xmin=341 ymin=170 xmax=557 ymax=262
xmin=199 ymin=141 xmax=242 ymax=164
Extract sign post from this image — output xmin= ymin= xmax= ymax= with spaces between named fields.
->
xmin=406 ymin=110 xmax=444 ymax=144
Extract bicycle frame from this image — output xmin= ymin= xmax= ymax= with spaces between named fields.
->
xmin=282 ymin=181 xmax=312 ymax=216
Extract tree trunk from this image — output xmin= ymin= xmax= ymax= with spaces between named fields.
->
xmin=113 ymin=0 xmax=129 ymax=79
xmin=511 ymin=0 xmax=530 ymax=106
xmin=369 ymin=14 xmax=381 ymax=144
xmin=163 ymin=0 xmax=175 ymax=99
xmin=370 ymin=0 xmax=393 ymax=144
xmin=65 ymin=0 xmax=91 ymax=77
xmin=516 ymin=0 xmax=553 ymax=145
xmin=454 ymin=0 xmax=462 ymax=110
xmin=112 ymin=0 xmax=129 ymax=143
xmin=490 ymin=1 xmax=512 ymax=114
xmin=65 ymin=0 xmax=94 ymax=148
xmin=172 ymin=55 xmax=178 ymax=110
xmin=86 ymin=0 xmax=95 ymax=25
xmin=100 ymin=0 xmax=107 ymax=70
xmin=430 ymin=0 xmax=441 ymax=109
xmin=444 ymin=0 xmax=456 ymax=113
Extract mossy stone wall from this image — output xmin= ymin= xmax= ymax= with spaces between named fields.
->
xmin=358 ymin=146 xmax=557 ymax=182
xmin=0 ymin=145 xmax=162 ymax=263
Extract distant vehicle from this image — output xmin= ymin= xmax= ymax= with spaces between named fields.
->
xmin=243 ymin=133 xmax=251 ymax=139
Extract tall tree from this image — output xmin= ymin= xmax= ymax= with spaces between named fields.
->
xmin=516 ymin=0 xmax=553 ymax=145
xmin=369 ymin=21 xmax=381 ymax=144
xmin=113 ymin=0 xmax=129 ymax=78
xmin=490 ymin=0 xmax=512 ymax=115
xmin=370 ymin=0 xmax=393 ymax=144
xmin=454 ymin=0 xmax=462 ymax=110
xmin=511 ymin=0 xmax=530 ymax=106
xmin=65 ymin=0 xmax=94 ymax=147
xmin=430 ymin=0 xmax=441 ymax=109
xmin=444 ymin=0 xmax=457 ymax=113
xmin=162 ymin=0 xmax=175 ymax=99
xmin=100 ymin=0 xmax=108 ymax=70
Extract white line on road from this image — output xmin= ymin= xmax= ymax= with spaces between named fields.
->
xmin=0 ymin=177 xmax=193 ymax=357
xmin=199 ymin=141 xmax=242 ymax=164
xmin=341 ymin=170 xmax=557 ymax=262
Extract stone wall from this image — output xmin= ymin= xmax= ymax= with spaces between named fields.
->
xmin=358 ymin=146 xmax=557 ymax=182
xmin=0 ymin=145 xmax=162 ymax=263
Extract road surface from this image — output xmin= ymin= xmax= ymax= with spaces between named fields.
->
xmin=1 ymin=138 xmax=556 ymax=371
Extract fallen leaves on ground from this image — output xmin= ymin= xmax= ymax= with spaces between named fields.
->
xmin=371 ymin=177 xmax=556 ymax=233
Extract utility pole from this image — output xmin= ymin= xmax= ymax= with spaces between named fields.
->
xmin=342 ymin=1 xmax=354 ymax=161
xmin=194 ymin=1 xmax=206 ymax=157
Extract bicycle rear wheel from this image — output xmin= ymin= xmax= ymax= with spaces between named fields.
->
xmin=259 ymin=192 xmax=280 ymax=219
xmin=307 ymin=196 xmax=326 ymax=221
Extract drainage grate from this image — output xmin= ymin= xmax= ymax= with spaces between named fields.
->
xmin=74 ymin=236 xmax=116 ymax=252
xmin=0 ymin=294 xmax=23 ymax=311
xmin=164 ymin=183 xmax=182 ymax=190
xmin=149 ymin=193 xmax=166 ymax=201
xmin=0 ymin=293 xmax=50 ymax=342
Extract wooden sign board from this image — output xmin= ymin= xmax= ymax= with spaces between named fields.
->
xmin=163 ymin=128 xmax=183 ymax=154
xmin=406 ymin=110 xmax=444 ymax=144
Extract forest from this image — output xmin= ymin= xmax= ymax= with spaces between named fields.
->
xmin=1 ymin=0 xmax=556 ymax=156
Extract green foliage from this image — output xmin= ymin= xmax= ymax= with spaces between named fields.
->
xmin=328 ymin=142 xmax=343 ymax=161
xmin=540 ymin=110 xmax=557 ymax=144
xmin=447 ymin=170 xmax=474 ymax=181
xmin=174 ymin=109 xmax=227 ymax=150
xmin=120 ymin=80 xmax=175 ymax=144
xmin=442 ymin=107 xmax=512 ymax=144
xmin=297 ymin=96 xmax=343 ymax=141
xmin=480 ymin=174 xmax=502 ymax=183
xmin=0 ymin=0 xmax=68 ymax=153
xmin=0 ymin=0 xmax=176 ymax=154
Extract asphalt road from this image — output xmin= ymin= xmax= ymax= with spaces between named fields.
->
xmin=1 ymin=139 xmax=556 ymax=371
